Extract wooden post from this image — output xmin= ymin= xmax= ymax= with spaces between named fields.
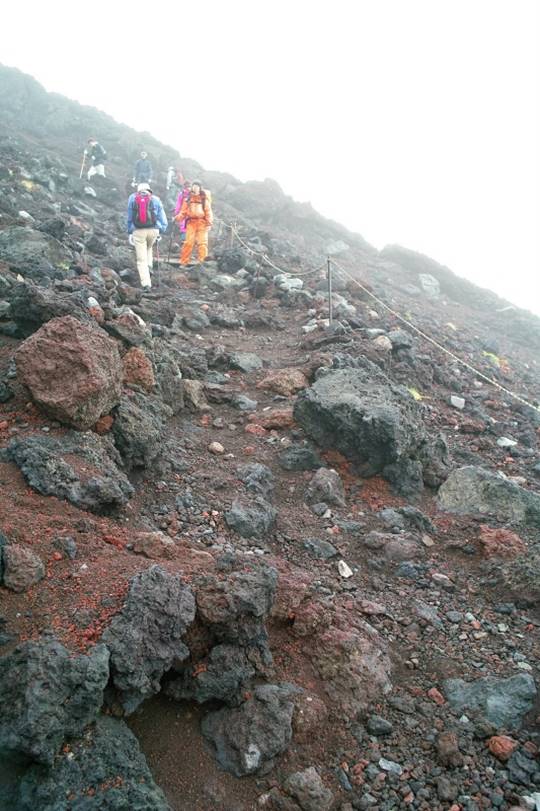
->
xmin=327 ymin=256 xmax=333 ymax=325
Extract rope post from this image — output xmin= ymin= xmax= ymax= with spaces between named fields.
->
xmin=327 ymin=256 xmax=333 ymax=325
xmin=229 ymin=221 xmax=236 ymax=250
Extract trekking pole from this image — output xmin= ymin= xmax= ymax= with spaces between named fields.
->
xmin=155 ymin=239 xmax=161 ymax=289
xmin=166 ymin=221 xmax=175 ymax=264
xmin=79 ymin=152 xmax=86 ymax=179
xmin=327 ymin=256 xmax=333 ymax=325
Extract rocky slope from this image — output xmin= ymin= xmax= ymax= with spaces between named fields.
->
xmin=0 ymin=64 xmax=539 ymax=811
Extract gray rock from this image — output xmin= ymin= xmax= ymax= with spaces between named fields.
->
xmin=2 ymin=544 xmax=45 ymax=593
xmin=443 ymin=672 xmax=537 ymax=730
xmin=181 ymin=307 xmax=211 ymax=332
xmin=237 ymin=463 xmax=275 ymax=500
xmin=195 ymin=564 xmax=277 ymax=649
xmin=201 ymin=683 xmax=299 ymax=776
xmin=0 ymin=637 xmax=109 ymax=765
xmin=305 ymin=467 xmax=345 ymax=507
xmin=15 ymin=716 xmax=171 ymax=810
xmin=9 ymin=283 xmax=92 ymax=336
xmin=225 ymin=497 xmax=277 ymax=539
xmin=9 ymin=431 xmax=133 ymax=514
xmin=229 ymin=352 xmax=263 ymax=373
xmin=450 ymin=395 xmax=465 ymax=410
xmin=149 ymin=338 xmax=184 ymax=414
xmin=285 ymin=766 xmax=334 ymax=811
xmin=166 ymin=643 xmax=255 ymax=705
xmin=102 ymin=565 xmax=195 ymax=713
xmin=418 ymin=273 xmax=441 ymax=298
xmin=232 ymin=393 xmax=258 ymax=411
xmin=294 ymin=361 xmax=449 ymax=495
xmin=303 ymin=538 xmax=338 ymax=560
xmin=278 ymin=444 xmax=323 ymax=471
xmin=112 ymin=390 xmax=172 ymax=470
xmin=0 ymin=226 xmax=73 ymax=276
xmin=367 ymin=715 xmax=393 ymax=736
xmin=387 ymin=329 xmax=413 ymax=350
xmin=105 ymin=307 xmax=151 ymax=346
xmin=438 ymin=466 xmax=540 ymax=527
xmin=378 ymin=505 xmax=435 ymax=534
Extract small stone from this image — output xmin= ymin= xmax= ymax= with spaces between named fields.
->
xmin=337 ymin=560 xmax=353 ymax=578
xmin=497 ymin=436 xmax=518 ymax=448
xmin=487 ymin=735 xmax=518 ymax=762
xmin=450 ymin=395 xmax=465 ymax=410
xmin=367 ymin=715 xmax=393 ymax=736
xmin=208 ymin=442 xmax=225 ymax=455
xmin=373 ymin=335 xmax=392 ymax=352
xmin=378 ymin=757 xmax=402 ymax=775
xmin=2 ymin=544 xmax=45 ymax=592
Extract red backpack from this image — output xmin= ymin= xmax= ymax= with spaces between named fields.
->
xmin=133 ymin=193 xmax=157 ymax=228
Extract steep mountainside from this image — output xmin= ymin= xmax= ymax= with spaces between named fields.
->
xmin=0 ymin=64 xmax=539 ymax=811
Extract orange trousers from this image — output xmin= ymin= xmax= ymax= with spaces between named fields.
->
xmin=180 ymin=220 xmax=209 ymax=264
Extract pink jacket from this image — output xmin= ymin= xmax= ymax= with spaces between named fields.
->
xmin=174 ymin=189 xmax=190 ymax=232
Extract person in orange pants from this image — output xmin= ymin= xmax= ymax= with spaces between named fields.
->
xmin=176 ymin=181 xmax=213 ymax=265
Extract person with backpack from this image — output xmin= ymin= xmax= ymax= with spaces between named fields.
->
xmin=133 ymin=151 xmax=153 ymax=186
xmin=127 ymin=182 xmax=168 ymax=289
xmin=176 ymin=180 xmax=213 ymax=265
xmin=173 ymin=180 xmax=191 ymax=245
xmin=85 ymin=138 xmax=107 ymax=180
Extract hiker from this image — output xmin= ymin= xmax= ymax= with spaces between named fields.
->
xmin=133 ymin=151 xmax=153 ymax=186
xmin=165 ymin=167 xmax=184 ymax=211
xmin=127 ymin=182 xmax=168 ymax=290
xmin=176 ymin=181 xmax=213 ymax=265
xmin=173 ymin=180 xmax=191 ymax=245
xmin=85 ymin=138 xmax=107 ymax=180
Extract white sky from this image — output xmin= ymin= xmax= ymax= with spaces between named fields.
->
xmin=2 ymin=0 xmax=539 ymax=313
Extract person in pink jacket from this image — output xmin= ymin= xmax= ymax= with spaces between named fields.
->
xmin=174 ymin=181 xmax=191 ymax=243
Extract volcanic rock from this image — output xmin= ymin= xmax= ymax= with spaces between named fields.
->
xmin=294 ymin=361 xmax=449 ymax=494
xmin=2 ymin=543 xmax=45 ymax=593
xmin=102 ymin=565 xmax=195 ymax=713
xmin=9 ymin=431 xmax=133 ymax=513
xmin=14 ymin=716 xmax=171 ymax=810
xmin=443 ymin=673 xmax=537 ymax=730
xmin=438 ymin=466 xmax=540 ymax=527
xmin=0 ymin=637 xmax=109 ymax=765
xmin=201 ymin=683 xmax=299 ymax=777
xmin=16 ymin=315 xmax=122 ymax=429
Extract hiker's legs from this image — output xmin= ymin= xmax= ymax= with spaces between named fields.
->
xmin=181 ymin=221 xmax=197 ymax=264
xmin=195 ymin=224 xmax=209 ymax=262
xmin=133 ymin=229 xmax=152 ymax=287
xmin=146 ymin=228 xmax=159 ymax=277
xmin=87 ymin=163 xmax=105 ymax=180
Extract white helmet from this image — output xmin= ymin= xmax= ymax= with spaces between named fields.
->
xmin=137 ymin=182 xmax=152 ymax=193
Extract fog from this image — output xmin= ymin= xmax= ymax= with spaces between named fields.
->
xmin=2 ymin=0 xmax=539 ymax=312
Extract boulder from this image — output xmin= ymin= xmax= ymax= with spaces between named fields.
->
xmin=122 ymin=346 xmax=155 ymax=391
xmin=225 ymin=497 xmax=277 ymax=539
xmin=0 ymin=637 xmax=109 ymax=765
xmin=294 ymin=361 xmax=449 ymax=495
xmin=229 ymin=352 xmax=263 ymax=373
xmin=305 ymin=468 xmax=345 ymax=507
xmin=257 ymin=368 xmax=308 ymax=397
xmin=16 ymin=315 xmax=122 ymax=429
xmin=0 ymin=225 xmax=73 ymax=275
xmin=285 ymin=767 xmax=334 ymax=811
xmin=201 ymin=683 xmax=299 ymax=777
xmin=15 ymin=717 xmax=171 ymax=810
xmin=9 ymin=283 xmax=92 ymax=336
xmin=443 ymin=673 xmax=537 ymax=730
xmin=112 ymin=390 xmax=172 ymax=470
xmin=310 ymin=619 xmax=392 ymax=715
xmin=9 ymin=431 xmax=133 ymax=514
xmin=166 ymin=643 xmax=256 ymax=705
xmin=278 ymin=444 xmax=323 ymax=471
xmin=149 ymin=338 xmax=184 ymax=413
xmin=438 ymin=466 xmax=540 ymax=527
xmin=195 ymin=564 xmax=277 ymax=649
xmin=418 ymin=273 xmax=441 ymax=298
xmin=105 ymin=307 xmax=151 ymax=346
xmin=237 ymin=463 xmax=275 ymax=500
xmin=2 ymin=544 xmax=44 ymax=592
xmin=102 ymin=565 xmax=195 ymax=713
